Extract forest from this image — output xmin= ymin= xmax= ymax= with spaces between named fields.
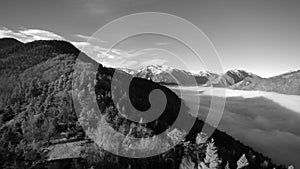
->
xmin=0 ymin=38 xmax=291 ymax=169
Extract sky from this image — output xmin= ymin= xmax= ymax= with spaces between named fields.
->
xmin=1 ymin=0 xmax=300 ymax=77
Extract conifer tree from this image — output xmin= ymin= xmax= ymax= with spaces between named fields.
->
xmin=201 ymin=139 xmax=221 ymax=169
xmin=225 ymin=161 xmax=230 ymax=169
xmin=237 ymin=154 xmax=249 ymax=169
xmin=179 ymin=157 xmax=195 ymax=169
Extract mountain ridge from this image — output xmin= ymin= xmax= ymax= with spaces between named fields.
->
xmin=0 ymin=38 xmax=289 ymax=168
xmin=0 ymin=38 xmax=23 ymax=51
xmin=120 ymin=64 xmax=300 ymax=95
xmin=120 ymin=65 xmax=260 ymax=87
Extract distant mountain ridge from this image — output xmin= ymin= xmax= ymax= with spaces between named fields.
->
xmin=231 ymin=69 xmax=300 ymax=95
xmin=119 ymin=65 xmax=300 ymax=95
xmin=119 ymin=65 xmax=260 ymax=87
xmin=135 ymin=65 xmax=191 ymax=85
xmin=209 ymin=69 xmax=261 ymax=87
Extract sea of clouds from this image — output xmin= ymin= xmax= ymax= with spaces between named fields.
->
xmin=172 ymin=87 xmax=300 ymax=168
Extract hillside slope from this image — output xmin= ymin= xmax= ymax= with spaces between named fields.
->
xmin=0 ymin=38 xmax=288 ymax=169
xmin=0 ymin=38 xmax=23 ymax=51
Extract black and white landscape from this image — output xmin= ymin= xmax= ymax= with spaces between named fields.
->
xmin=121 ymin=64 xmax=300 ymax=167
xmin=0 ymin=38 xmax=298 ymax=169
xmin=1 ymin=0 xmax=300 ymax=169
xmin=121 ymin=64 xmax=300 ymax=95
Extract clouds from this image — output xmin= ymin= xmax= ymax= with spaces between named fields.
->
xmin=0 ymin=27 xmax=138 ymax=68
xmin=243 ymin=129 xmax=300 ymax=167
xmin=176 ymin=87 xmax=300 ymax=167
xmin=0 ymin=27 xmax=174 ymax=69
xmin=0 ymin=27 xmax=202 ymax=71
xmin=74 ymin=34 xmax=107 ymax=43
xmin=187 ymin=88 xmax=300 ymax=167
xmin=0 ymin=27 xmax=98 ymax=58
xmin=70 ymin=41 xmax=111 ymax=62
xmin=19 ymin=29 xmax=65 ymax=41
xmin=100 ymin=48 xmax=171 ymax=69
xmin=0 ymin=27 xmax=65 ymax=42
xmin=0 ymin=27 xmax=112 ymax=65
xmin=70 ymin=40 xmax=132 ymax=67
xmin=74 ymin=34 xmax=93 ymax=40
xmin=140 ymin=58 xmax=168 ymax=66
xmin=156 ymin=42 xmax=170 ymax=46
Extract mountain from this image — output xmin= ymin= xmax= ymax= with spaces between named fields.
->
xmin=130 ymin=65 xmax=259 ymax=87
xmin=232 ymin=70 xmax=300 ymax=95
xmin=0 ymin=39 xmax=80 ymax=75
xmin=0 ymin=38 xmax=288 ymax=169
xmin=209 ymin=69 xmax=261 ymax=87
xmin=116 ymin=67 xmax=138 ymax=75
xmin=133 ymin=65 xmax=219 ymax=86
xmin=135 ymin=65 xmax=193 ymax=85
xmin=0 ymin=39 xmax=80 ymax=108
xmin=192 ymin=69 xmax=258 ymax=87
xmin=191 ymin=70 xmax=219 ymax=85
xmin=0 ymin=38 xmax=23 ymax=51
xmin=0 ymin=39 xmax=83 ymax=168
xmin=80 ymin=61 xmax=288 ymax=169
xmin=133 ymin=65 xmax=300 ymax=95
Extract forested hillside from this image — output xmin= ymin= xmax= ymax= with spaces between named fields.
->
xmin=0 ymin=38 xmax=23 ymax=51
xmin=0 ymin=38 xmax=289 ymax=169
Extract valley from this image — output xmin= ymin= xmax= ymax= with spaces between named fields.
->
xmin=169 ymin=86 xmax=300 ymax=168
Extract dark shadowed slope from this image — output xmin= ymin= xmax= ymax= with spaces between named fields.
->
xmin=0 ymin=38 xmax=23 ymax=51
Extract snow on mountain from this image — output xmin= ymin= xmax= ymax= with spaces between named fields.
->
xmin=138 ymin=65 xmax=173 ymax=74
xmin=193 ymin=70 xmax=215 ymax=76
xmin=116 ymin=67 xmax=137 ymax=75
xmin=118 ymin=65 xmax=261 ymax=87
xmin=232 ymin=70 xmax=300 ymax=95
xmin=207 ymin=69 xmax=260 ymax=87
xmin=134 ymin=65 xmax=194 ymax=85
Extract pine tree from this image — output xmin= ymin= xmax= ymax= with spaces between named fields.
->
xmin=225 ymin=161 xmax=230 ymax=169
xmin=196 ymin=132 xmax=208 ymax=145
xmin=179 ymin=157 xmax=195 ymax=169
xmin=237 ymin=154 xmax=249 ymax=169
xmin=202 ymin=139 xmax=221 ymax=169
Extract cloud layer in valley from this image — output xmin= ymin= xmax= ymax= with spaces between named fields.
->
xmin=176 ymin=87 xmax=300 ymax=167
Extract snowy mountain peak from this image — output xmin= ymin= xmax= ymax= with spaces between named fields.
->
xmin=196 ymin=70 xmax=218 ymax=77
xmin=227 ymin=69 xmax=247 ymax=74
xmin=116 ymin=67 xmax=137 ymax=75
xmin=139 ymin=64 xmax=174 ymax=74
xmin=118 ymin=65 xmax=261 ymax=87
xmin=226 ymin=69 xmax=258 ymax=78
